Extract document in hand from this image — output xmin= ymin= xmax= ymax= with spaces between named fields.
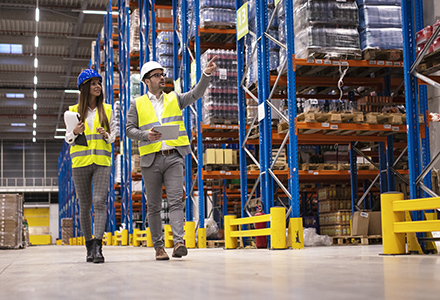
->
xmin=152 ymin=124 xmax=180 ymax=141
xmin=63 ymin=110 xmax=88 ymax=147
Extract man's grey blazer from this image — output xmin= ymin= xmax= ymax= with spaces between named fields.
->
xmin=126 ymin=74 xmax=211 ymax=168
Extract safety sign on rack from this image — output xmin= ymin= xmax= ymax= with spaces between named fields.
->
xmin=237 ymin=2 xmax=248 ymax=40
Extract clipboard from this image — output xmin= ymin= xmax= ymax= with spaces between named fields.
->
xmin=152 ymin=124 xmax=179 ymax=141
xmin=63 ymin=110 xmax=88 ymax=146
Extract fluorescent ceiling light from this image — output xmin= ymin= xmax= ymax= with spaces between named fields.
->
xmin=32 ymin=130 xmax=36 ymax=136
xmin=34 ymin=76 xmax=38 ymax=85
xmin=11 ymin=123 xmax=26 ymax=127
xmin=33 ymin=91 xmax=37 ymax=98
xmin=35 ymin=36 xmax=39 ymax=47
xmin=64 ymin=89 xmax=80 ymax=94
xmin=81 ymin=10 xmax=119 ymax=15
xmin=33 ymin=113 xmax=37 ymax=120
xmin=54 ymin=136 xmax=65 ymax=139
xmin=6 ymin=93 xmax=25 ymax=98
xmin=33 ymin=103 xmax=37 ymax=110
xmin=34 ymin=58 xmax=38 ymax=68
xmin=35 ymin=8 xmax=40 ymax=22
xmin=32 ymin=137 xmax=36 ymax=143
xmin=33 ymin=122 xmax=37 ymax=128
xmin=0 ymin=44 xmax=23 ymax=54
xmin=56 ymin=128 xmax=66 ymax=132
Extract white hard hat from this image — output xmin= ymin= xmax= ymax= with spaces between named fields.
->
xmin=140 ymin=61 xmax=164 ymax=82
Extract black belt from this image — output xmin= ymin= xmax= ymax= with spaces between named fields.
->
xmin=158 ymin=149 xmax=178 ymax=156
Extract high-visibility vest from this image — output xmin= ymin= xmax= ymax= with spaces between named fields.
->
xmin=69 ymin=103 xmax=112 ymax=168
xmin=136 ymin=92 xmax=190 ymax=156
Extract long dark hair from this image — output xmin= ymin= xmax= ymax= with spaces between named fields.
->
xmin=78 ymin=79 xmax=110 ymax=133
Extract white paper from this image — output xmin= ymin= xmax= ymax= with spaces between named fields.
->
xmin=64 ymin=111 xmax=80 ymax=131
xmin=258 ymin=103 xmax=265 ymax=122
xmin=152 ymin=124 xmax=180 ymax=141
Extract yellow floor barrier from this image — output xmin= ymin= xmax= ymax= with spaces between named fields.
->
xmin=163 ymin=222 xmax=198 ymax=248
xmin=103 ymin=232 xmax=112 ymax=246
xmin=113 ymin=229 xmax=128 ymax=246
xmin=381 ymin=192 xmax=440 ymax=254
xmin=133 ymin=228 xmax=153 ymax=247
xmin=224 ymin=207 xmax=289 ymax=249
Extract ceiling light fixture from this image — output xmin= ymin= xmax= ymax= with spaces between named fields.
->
xmin=34 ymin=58 xmax=38 ymax=68
xmin=33 ymin=122 xmax=37 ymax=128
xmin=32 ymin=137 xmax=36 ymax=143
xmin=33 ymin=0 xmax=39 ymax=143
xmin=33 ymin=91 xmax=37 ymax=98
xmin=56 ymin=128 xmax=67 ymax=132
xmin=33 ymin=130 xmax=36 ymax=136
xmin=33 ymin=113 xmax=37 ymax=120
xmin=35 ymin=36 xmax=39 ymax=47
xmin=33 ymin=103 xmax=37 ymax=110
xmin=34 ymin=76 xmax=38 ymax=85
xmin=54 ymin=136 xmax=65 ymax=139
xmin=35 ymin=8 xmax=40 ymax=22
xmin=64 ymin=89 xmax=80 ymax=94
xmin=79 ymin=10 xmax=119 ymax=15
xmin=11 ymin=123 xmax=26 ymax=127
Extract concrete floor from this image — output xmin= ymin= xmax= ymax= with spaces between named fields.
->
xmin=1 ymin=245 xmax=440 ymax=300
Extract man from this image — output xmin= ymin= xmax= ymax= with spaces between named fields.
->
xmin=126 ymin=57 xmax=217 ymax=260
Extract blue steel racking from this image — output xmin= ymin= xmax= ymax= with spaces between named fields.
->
xmin=118 ymin=0 xmax=133 ymax=239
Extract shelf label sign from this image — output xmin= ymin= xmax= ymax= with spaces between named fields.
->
xmin=191 ymin=61 xmax=196 ymax=87
xmin=237 ymin=3 xmax=248 ymax=40
xmin=258 ymin=102 xmax=265 ymax=122
xmin=174 ymin=78 xmax=181 ymax=94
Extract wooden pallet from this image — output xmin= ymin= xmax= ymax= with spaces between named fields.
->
xmin=297 ymin=48 xmax=362 ymax=61
xmin=364 ymin=112 xmax=404 ymax=125
xmin=332 ymin=235 xmax=382 ymax=245
xmin=204 ymin=164 xmax=239 ymax=171
xmin=363 ymin=49 xmax=403 ymax=61
xmin=277 ymin=122 xmax=289 ymax=134
xmin=301 ymin=163 xmax=337 ymax=171
xmin=207 ymin=240 xmax=225 ymax=248
xmin=418 ymin=48 xmax=440 ymax=74
xmin=204 ymin=117 xmax=238 ymax=125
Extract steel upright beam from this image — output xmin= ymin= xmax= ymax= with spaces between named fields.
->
xmin=256 ymin=0 xmax=273 ymax=213
xmin=236 ymin=0 xmax=248 ymax=218
xmin=284 ymin=0 xmax=300 ymax=218
xmin=151 ymin=0 xmax=157 ymax=60
xmin=194 ymin=0 xmax=205 ymax=228
xmin=402 ymin=0 xmax=422 ymax=200
xmin=378 ymin=142 xmax=388 ymax=194
xmin=349 ymin=142 xmax=358 ymax=214
xmin=387 ymin=135 xmax=396 ymax=191
xmin=180 ymin=0 xmax=193 ymax=222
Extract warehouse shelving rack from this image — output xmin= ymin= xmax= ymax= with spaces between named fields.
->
xmin=232 ymin=0 xmax=416 ymax=244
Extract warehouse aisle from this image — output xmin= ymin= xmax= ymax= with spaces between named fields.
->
xmin=1 ymin=245 xmax=440 ymax=300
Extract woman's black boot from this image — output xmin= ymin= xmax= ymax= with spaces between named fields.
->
xmin=93 ymin=239 xmax=105 ymax=263
xmin=85 ymin=239 xmax=95 ymax=262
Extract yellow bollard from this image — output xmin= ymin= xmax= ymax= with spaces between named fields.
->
xmin=104 ymin=232 xmax=112 ymax=246
xmin=69 ymin=238 xmax=73 ymax=245
xmin=381 ymin=192 xmax=405 ymax=255
xmin=146 ymin=227 xmax=154 ymax=247
xmin=288 ymin=217 xmax=304 ymax=249
xmin=184 ymin=221 xmax=196 ymax=249
xmin=121 ymin=229 xmax=128 ymax=246
xmin=164 ymin=224 xmax=174 ymax=248
xmin=270 ymin=207 xmax=287 ymax=249
xmin=198 ymin=228 xmax=206 ymax=248
xmin=56 ymin=239 xmax=62 ymax=245
xmin=129 ymin=234 xmax=133 ymax=246
xmin=81 ymin=236 xmax=85 ymax=245
xmin=112 ymin=233 xmax=118 ymax=246
xmin=224 ymin=215 xmax=238 ymax=249
xmin=133 ymin=229 xmax=140 ymax=247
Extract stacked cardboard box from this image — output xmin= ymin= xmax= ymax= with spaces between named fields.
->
xmin=61 ymin=218 xmax=73 ymax=245
xmin=0 ymin=194 xmax=23 ymax=249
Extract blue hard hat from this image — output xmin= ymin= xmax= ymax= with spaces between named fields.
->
xmin=77 ymin=69 xmax=102 ymax=88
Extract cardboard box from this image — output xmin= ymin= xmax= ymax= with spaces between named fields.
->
xmin=352 ymin=211 xmax=369 ymax=236
xmin=215 ymin=149 xmax=224 ymax=164
xmin=368 ymin=211 xmax=382 ymax=236
xmin=204 ymin=149 xmax=216 ymax=165
xmin=224 ymin=149 xmax=233 ymax=165
xmin=232 ymin=150 xmax=238 ymax=165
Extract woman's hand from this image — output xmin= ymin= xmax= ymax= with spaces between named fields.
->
xmin=97 ymin=127 xmax=109 ymax=139
xmin=73 ymin=122 xmax=85 ymax=135
xmin=204 ymin=56 xmax=218 ymax=75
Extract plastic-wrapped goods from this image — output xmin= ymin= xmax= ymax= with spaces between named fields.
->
xmin=248 ymin=0 xmax=257 ymax=33
xmin=201 ymin=49 xmax=239 ymax=124
xmin=278 ymin=19 xmax=286 ymax=44
xmin=303 ymin=227 xmax=333 ymax=246
xmin=356 ymin=0 xmax=401 ymax=5
xmin=130 ymin=9 xmax=140 ymax=54
xmin=268 ymin=29 xmax=280 ymax=50
xmin=164 ymin=67 xmax=174 ymax=79
xmin=267 ymin=6 xmax=279 ymax=28
xmin=277 ymin=0 xmax=285 ymax=21
xmin=130 ymin=74 xmax=141 ymax=97
xmin=269 ymin=50 xmax=280 ymax=72
xmin=358 ymin=5 xmax=402 ymax=30
xmin=115 ymin=154 xmax=121 ymax=184
xmin=157 ymin=43 xmax=174 ymax=55
xmin=295 ymin=26 xmax=360 ymax=59
xmin=156 ymin=31 xmax=174 ymax=44
xmin=158 ymin=55 xmax=174 ymax=68
xmin=294 ymin=0 xmax=358 ymax=32
xmin=245 ymin=35 xmax=258 ymax=87
xmin=200 ymin=0 xmax=235 ymax=9
xmin=113 ymin=101 xmax=120 ymax=137
xmin=360 ymin=28 xmax=403 ymax=50
xmin=200 ymin=8 xmax=236 ymax=28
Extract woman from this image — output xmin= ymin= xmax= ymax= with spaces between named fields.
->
xmin=65 ymin=69 xmax=115 ymax=263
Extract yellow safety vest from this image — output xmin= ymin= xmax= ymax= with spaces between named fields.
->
xmin=136 ymin=92 xmax=190 ymax=156
xmin=69 ymin=103 xmax=112 ymax=168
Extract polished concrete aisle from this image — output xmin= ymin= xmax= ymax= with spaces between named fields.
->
xmin=1 ymin=244 xmax=440 ymax=300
